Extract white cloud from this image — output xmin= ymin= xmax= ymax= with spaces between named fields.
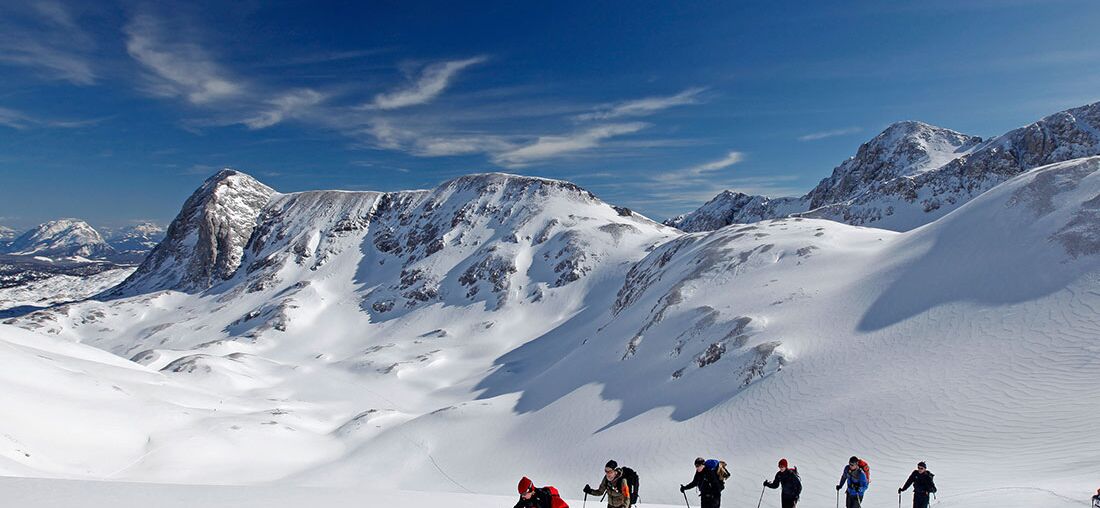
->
xmin=0 ymin=105 xmax=104 ymax=130
xmin=578 ymin=87 xmax=705 ymax=121
xmin=798 ymin=127 xmax=862 ymax=141
xmin=493 ymin=123 xmax=649 ymax=167
xmin=31 ymin=1 xmax=77 ymax=29
xmin=242 ymin=89 xmax=326 ymax=129
xmin=360 ymin=118 xmax=514 ymax=157
xmin=655 ymin=151 xmax=745 ymax=181
xmin=0 ymin=1 xmax=96 ymax=84
xmin=0 ymin=107 xmax=30 ymax=129
xmin=124 ymin=14 xmax=242 ymax=104
xmin=370 ymin=56 xmax=488 ymax=110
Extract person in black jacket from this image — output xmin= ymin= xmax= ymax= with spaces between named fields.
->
xmin=680 ymin=457 xmax=723 ymax=508
xmin=1092 ymin=488 xmax=1100 ymax=508
xmin=898 ymin=462 xmax=937 ymax=508
xmin=764 ymin=458 xmax=802 ymax=508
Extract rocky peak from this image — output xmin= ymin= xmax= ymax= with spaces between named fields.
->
xmin=806 ymin=121 xmax=982 ymax=209
xmin=109 ymin=169 xmax=276 ymax=295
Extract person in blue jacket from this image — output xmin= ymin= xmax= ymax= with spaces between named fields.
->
xmin=835 ymin=456 xmax=868 ymax=508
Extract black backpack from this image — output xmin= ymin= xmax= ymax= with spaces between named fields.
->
xmin=620 ymin=467 xmax=640 ymax=504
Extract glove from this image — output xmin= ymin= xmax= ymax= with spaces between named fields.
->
xmin=680 ymin=485 xmax=686 ymax=493
xmin=836 ymin=485 xmax=842 ymax=491
xmin=898 ymin=488 xmax=904 ymax=493
xmin=584 ymin=484 xmax=592 ymax=494
xmin=763 ymin=480 xmax=769 ymax=486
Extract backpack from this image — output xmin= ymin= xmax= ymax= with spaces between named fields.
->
xmin=857 ymin=459 xmax=870 ymax=484
xmin=789 ymin=466 xmax=803 ymax=497
xmin=620 ymin=467 xmax=640 ymax=504
xmin=704 ymin=459 xmax=731 ymax=483
xmin=545 ymin=486 xmax=569 ymax=508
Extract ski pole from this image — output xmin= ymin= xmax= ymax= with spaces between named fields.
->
xmin=583 ymin=491 xmax=588 ymax=508
xmin=756 ymin=484 xmax=765 ymax=508
xmin=682 ymin=489 xmax=691 ymax=508
xmin=836 ymin=489 xmax=840 ymax=508
xmin=898 ymin=491 xmax=901 ymax=508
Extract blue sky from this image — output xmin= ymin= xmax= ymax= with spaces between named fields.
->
xmin=2 ymin=0 xmax=1100 ymax=230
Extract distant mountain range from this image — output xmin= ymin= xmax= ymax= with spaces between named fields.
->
xmin=666 ymin=101 xmax=1100 ymax=232
xmin=0 ymin=220 xmax=164 ymax=263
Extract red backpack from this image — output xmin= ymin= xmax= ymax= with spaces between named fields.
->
xmin=857 ymin=459 xmax=871 ymax=483
xmin=545 ymin=486 xmax=569 ymax=508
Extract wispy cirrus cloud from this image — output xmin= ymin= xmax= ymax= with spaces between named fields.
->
xmin=360 ymin=118 xmax=516 ymax=157
xmin=0 ymin=105 xmax=106 ymax=130
xmin=369 ymin=56 xmax=488 ymax=110
xmin=124 ymin=13 xmax=242 ymax=104
xmin=577 ymin=87 xmax=706 ymax=121
xmin=242 ymin=89 xmax=327 ymax=129
xmin=655 ymin=151 xmax=745 ymax=181
xmin=0 ymin=1 xmax=96 ymax=84
xmin=797 ymin=126 xmax=862 ymax=141
xmin=492 ymin=122 xmax=649 ymax=167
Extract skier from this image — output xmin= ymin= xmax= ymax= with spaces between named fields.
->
xmin=516 ymin=477 xmax=569 ymax=508
xmin=584 ymin=460 xmax=632 ymax=508
xmin=763 ymin=458 xmax=802 ymax=508
xmin=680 ymin=457 xmax=724 ymax=508
xmin=898 ymin=461 xmax=937 ymax=508
xmin=1092 ymin=488 xmax=1100 ymax=508
xmin=836 ymin=456 xmax=869 ymax=508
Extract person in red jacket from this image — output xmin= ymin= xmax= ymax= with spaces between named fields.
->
xmin=516 ymin=477 xmax=569 ymax=508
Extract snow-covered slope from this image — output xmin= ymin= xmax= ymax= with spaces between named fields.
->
xmin=2 ymin=219 xmax=115 ymax=259
xmin=670 ymin=101 xmax=1100 ymax=232
xmin=0 ymin=225 xmax=15 ymax=248
xmin=2 ymin=161 xmax=1099 ymax=506
xmin=106 ymin=222 xmax=166 ymax=253
xmin=0 ymin=267 xmax=134 ymax=316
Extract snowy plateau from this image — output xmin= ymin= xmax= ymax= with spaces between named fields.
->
xmin=3 ymin=112 xmax=1100 ymax=507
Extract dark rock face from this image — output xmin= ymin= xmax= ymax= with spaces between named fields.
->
xmin=110 ymin=169 xmax=276 ymax=295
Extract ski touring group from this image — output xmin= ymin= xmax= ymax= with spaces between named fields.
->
xmin=515 ymin=456 xmax=942 ymax=508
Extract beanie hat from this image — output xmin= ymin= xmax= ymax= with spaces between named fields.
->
xmin=917 ymin=461 xmax=927 ymax=469
xmin=849 ymin=456 xmax=859 ymax=465
xmin=518 ymin=477 xmax=534 ymax=494
xmin=778 ymin=458 xmax=788 ymax=468
xmin=606 ymin=460 xmax=618 ymax=470
xmin=694 ymin=457 xmax=706 ymax=466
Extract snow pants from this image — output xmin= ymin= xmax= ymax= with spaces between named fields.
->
xmin=913 ymin=492 xmax=930 ymax=508
xmin=780 ymin=495 xmax=798 ymax=508
xmin=845 ymin=493 xmax=863 ymax=508
xmin=700 ymin=494 xmax=720 ymax=508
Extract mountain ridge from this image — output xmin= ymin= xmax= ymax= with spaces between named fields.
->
xmin=668 ymin=101 xmax=1100 ymax=232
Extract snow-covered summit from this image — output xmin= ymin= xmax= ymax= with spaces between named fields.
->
xmin=663 ymin=191 xmax=807 ymax=233
xmin=804 ymin=120 xmax=982 ymax=209
xmin=109 ymin=169 xmax=276 ymax=295
xmin=670 ymin=101 xmax=1100 ymax=232
xmin=105 ymin=222 xmax=165 ymax=253
xmin=1 ymin=219 xmax=115 ymax=259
